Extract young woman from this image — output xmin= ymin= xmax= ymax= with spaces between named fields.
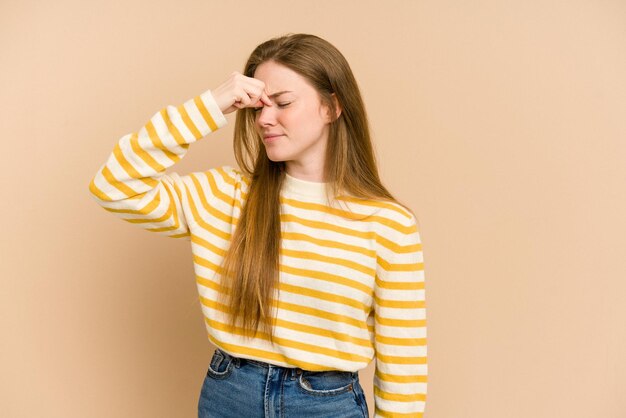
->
xmin=89 ymin=33 xmax=427 ymax=418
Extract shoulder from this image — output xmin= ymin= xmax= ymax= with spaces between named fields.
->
xmin=202 ymin=166 xmax=250 ymax=208
xmin=372 ymin=200 xmax=421 ymax=250
xmin=375 ymin=200 xmax=419 ymax=230
xmin=203 ymin=165 xmax=250 ymax=190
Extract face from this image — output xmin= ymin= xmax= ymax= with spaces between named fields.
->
xmin=253 ymin=61 xmax=334 ymax=172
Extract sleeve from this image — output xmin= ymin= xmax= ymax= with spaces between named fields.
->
xmin=87 ymin=89 xmax=228 ymax=239
xmin=374 ymin=214 xmax=428 ymax=417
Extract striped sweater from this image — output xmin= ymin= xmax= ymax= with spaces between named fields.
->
xmin=88 ymin=89 xmax=428 ymax=417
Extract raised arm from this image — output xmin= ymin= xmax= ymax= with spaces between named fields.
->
xmin=88 ymin=72 xmax=272 ymax=238
xmin=87 ymin=89 xmax=228 ymax=238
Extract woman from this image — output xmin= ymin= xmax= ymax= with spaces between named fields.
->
xmin=89 ymin=33 xmax=427 ymax=418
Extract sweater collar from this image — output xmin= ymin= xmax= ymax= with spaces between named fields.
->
xmin=283 ymin=172 xmax=329 ymax=199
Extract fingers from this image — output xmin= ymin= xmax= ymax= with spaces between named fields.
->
xmin=241 ymin=86 xmax=273 ymax=111
xmin=252 ymin=91 xmax=272 ymax=108
xmin=250 ymin=79 xmax=271 ymax=106
xmin=246 ymin=78 xmax=272 ymax=108
xmin=226 ymin=72 xmax=274 ymax=111
xmin=260 ymin=91 xmax=273 ymax=106
xmin=234 ymin=94 xmax=248 ymax=108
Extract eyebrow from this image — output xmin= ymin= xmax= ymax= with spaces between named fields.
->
xmin=267 ymin=90 xmax=293 ymax=98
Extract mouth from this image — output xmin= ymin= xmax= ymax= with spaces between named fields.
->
xmin=263 ymin=134 xmax=283 ymax=142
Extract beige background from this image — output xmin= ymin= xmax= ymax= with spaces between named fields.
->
xmin=1 ymin=0 xmax=625 ymax=417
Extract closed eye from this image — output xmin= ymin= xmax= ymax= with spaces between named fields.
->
xmin=253 ymin=103 xmax=291 ymax=112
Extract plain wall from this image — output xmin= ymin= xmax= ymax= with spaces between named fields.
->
xmin=1 ymin=0 xmax=625 ymax=417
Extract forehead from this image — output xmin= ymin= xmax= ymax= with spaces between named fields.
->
xmin=253 ymin=61 xmax=314 ymax=95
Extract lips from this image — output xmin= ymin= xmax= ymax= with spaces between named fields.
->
xmin=263 ymin=134 xmax=283 ymax=141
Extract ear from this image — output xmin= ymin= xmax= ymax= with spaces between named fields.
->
xmin=323 ymin=93 xmax=342 ymax=123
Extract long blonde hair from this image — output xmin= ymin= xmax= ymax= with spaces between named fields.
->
xmin=216 ymin=33 xmax=415 ymax=345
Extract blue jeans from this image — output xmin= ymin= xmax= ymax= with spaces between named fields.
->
xmin=198 ymin=347 xmax=370 ymax=417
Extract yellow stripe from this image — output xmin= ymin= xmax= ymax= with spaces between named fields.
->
xmin=377 ymin=233 xmax=421 ymax=255
xmin=281 ymin=264 xmax=372 ymax=295
xmin=375 ymin=368 xmax=428 ymax=384
xmin=376 ymin=352 xmax=427 ymax=365
xmin=216 ymin=166 xmax=250 ymax=190
xmin=191 ymin=235 xmax=227 ymax=258
xmin=269 ymin=299 xmax=365 ymax=331
xmin=145 ymin=119 xmax=179 ymax=164
xmin=282 ymin=231 xmax=375 ymax=258
xmin=333 ymin=195 xmax=414 ymax=220
xmin=193 ymin=253 xmax=226 ymax=276
xmin=103 ymin=189 xmax=160 ymax=215
xmin=375 ymin=313 xmax=426 ymax=328
xmin=177 ymin=104 xmax=202 ymax=139
xmin=88 ymin=177 xmax=111 ymax=201
xmin=195 ymin=276 xmax=223 ymax=293
xmin=158 ymin=108 xmax=188 ymax=146
xmin=375 ymin=408 xmax=424 ymax=418
xmin=281 ymin=213 xmax=376 ymax=240
xmin=128 ymin=132 xmax=171 ymax=175
xmin=279 ymin=281 xmax=368 ymax=311
xmin=102 ymin=165 xmax=137 ymax=197
xmin=375 ymin=296 xmax=426 ymax=309
xmin=147 ymin=224 xmax=181 ymax=233
xmin=282 ymin=248 xmax=375 ymax=276
xmin=375 ymin=334 xmax=426 ymax=347
xmin=272 ymin=316 xmax=372 ymax=348
xmin=194 ymin=95 xmax=219 ymax=131
xmin=374 ymin=386 xmax=427 ymax=403
xmin=376 ymin=277 xmax=424 ymax=291
xmin=377 ymin=254 xmax=423 ymax=274
xmin=112 ymin=140 xmax=158 ymax=189
xmin=122 ymin=193 xmax=170 ymax=223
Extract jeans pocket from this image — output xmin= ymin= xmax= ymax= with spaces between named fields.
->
xmin=296 ymin=370 xmax=355 ymax=396
xmin=207 ymin=349 xmax=234 ymax=379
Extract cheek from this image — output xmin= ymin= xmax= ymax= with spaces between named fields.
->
xmin=285 ymin=107 xmax=321 ymax=131
xmin=277 ymin=109 xmax=301 ymax=133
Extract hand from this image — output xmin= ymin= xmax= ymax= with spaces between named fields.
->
xmin=211 ymin=71 xmax=273 ymax=115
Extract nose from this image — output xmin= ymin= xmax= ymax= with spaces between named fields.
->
xmin=255 ymin=103 xmax=277 ymax=128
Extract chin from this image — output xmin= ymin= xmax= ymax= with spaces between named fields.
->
xmin=265 ymin=150 xmax=291 ymax=162
xmin=265 ymin=154 xmax=288 ymax=162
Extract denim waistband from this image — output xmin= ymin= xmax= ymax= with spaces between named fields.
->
xmin=214 ymin=347 xmax=358 ymax=380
